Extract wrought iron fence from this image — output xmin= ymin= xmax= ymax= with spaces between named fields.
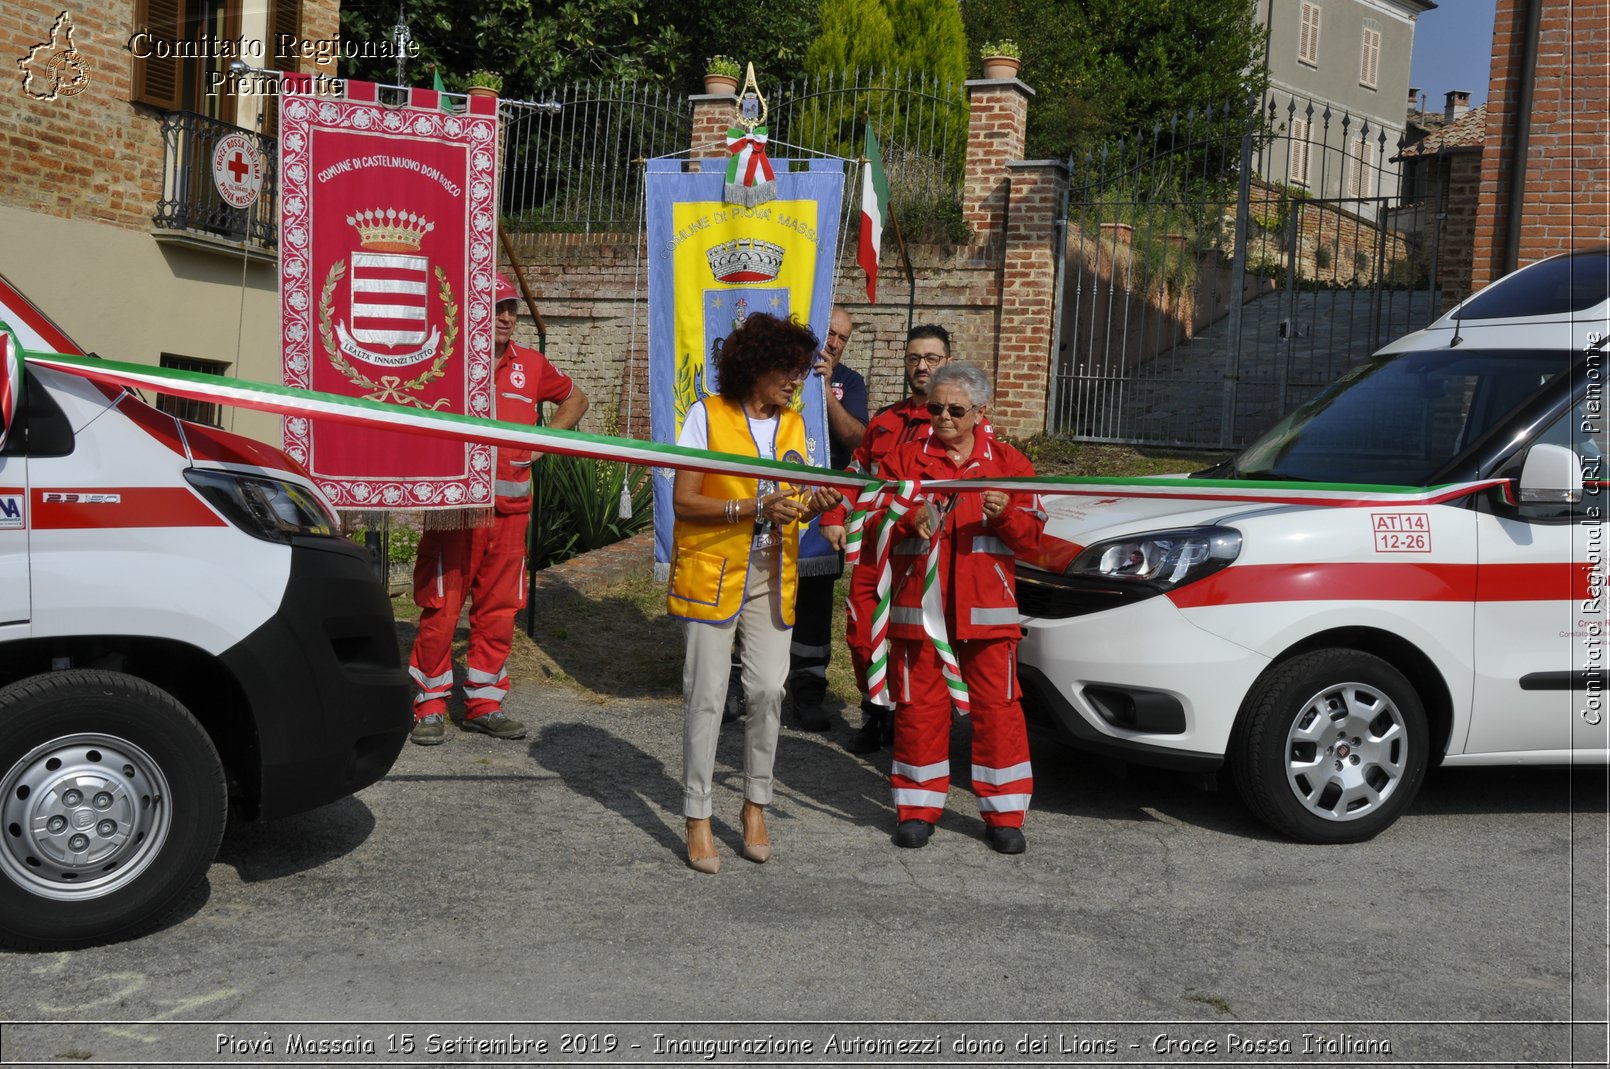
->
xmin=769 ymin=68 xmax=967 ymax=243
xmin=153 ymin=112 xmax=278 ymax=248
xmin=500 ymin=83 xmax=692 ymax=233
xmin=1051 ymin=91 xmax=1446 ymax=449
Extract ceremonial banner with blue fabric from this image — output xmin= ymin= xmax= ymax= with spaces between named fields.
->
xmin=645 ymin=157 xmax=846 ymax=577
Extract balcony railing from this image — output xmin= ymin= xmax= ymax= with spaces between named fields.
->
xmin=154 ymin=111 xmax=278 ymax=250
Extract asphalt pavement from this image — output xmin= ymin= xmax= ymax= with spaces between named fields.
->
xmin=0 ymin=679 xmax=1605 ymax=1067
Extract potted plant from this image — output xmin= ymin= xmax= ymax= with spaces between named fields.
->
xmin=703 ymin=55 xmax=740 ymax=95
xmin=466 ymin=70 xmax=503 ymax=99
xmin=979 ymin=40 xmax=1021 ymax=80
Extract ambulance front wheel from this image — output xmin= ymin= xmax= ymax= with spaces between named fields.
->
xmin=0 ymin=669 xmax=227 ymax=949
xmin=1232 ymin=649 xmax=1430 ymax=844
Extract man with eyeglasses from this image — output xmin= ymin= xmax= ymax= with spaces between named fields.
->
xmin=785 ymin=306 xmax=869 ymax=731
xmin=819 ymin=323 xmax=953 ymax=753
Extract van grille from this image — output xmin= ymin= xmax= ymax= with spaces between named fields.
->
xmin=1016 ymin=572 xmax=1159 ymax=619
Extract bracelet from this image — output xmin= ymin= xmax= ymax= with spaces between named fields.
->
xmin=723 ymin=498 xmax=735 ymax=524
xmin=755 ymin=495 xmax=764 ymax=521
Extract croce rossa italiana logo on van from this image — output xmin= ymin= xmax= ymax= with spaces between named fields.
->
xmin=318 ymin=208 xmax=456 ymax=409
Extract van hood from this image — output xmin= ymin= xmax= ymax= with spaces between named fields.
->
xmin=1026 ymin=485 xmax=1280 ymax=572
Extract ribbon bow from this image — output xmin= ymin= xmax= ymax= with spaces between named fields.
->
xmin=724 ymin=125 xmax=777 ymax=206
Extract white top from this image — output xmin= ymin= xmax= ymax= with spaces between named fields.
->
xmin=678 ymin=398 xmax=782 ymax=549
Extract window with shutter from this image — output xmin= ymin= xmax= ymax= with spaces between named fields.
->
xmin=262 ymin=0 xmax=303 ymax=138
xmin=1347 ymin=138 xmax=1371 ymax=198
xmin=1289 ymin=119 xmax=1311 ymax=186
xmin=1299 ymin=2 xmax=1322 ymax=66
xmin=1360 ymin=22 xmax=1381 ymax=88
xmin=132 ymin=0 xmax=186 ymax=110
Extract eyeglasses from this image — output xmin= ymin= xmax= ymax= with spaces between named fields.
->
xmin=926 ymin=402 xmax=980 ymax=419
xmin=905 ymin=353 xmax=945 ymax=367
xmin=783 ymin=365 xmax=810 ymax=381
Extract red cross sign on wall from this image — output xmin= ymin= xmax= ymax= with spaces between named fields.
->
xmin=211 ymin=132 xmax=263 ymax=210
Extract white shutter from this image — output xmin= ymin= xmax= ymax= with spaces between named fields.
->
xmin=1289 ymin=119 xmax=1311 ymax=185
xmin=1348 ymin=138 xmax=1370 ymax=198
xmin=1300 ymin=3 xmax=1322 ymax=65
xmin=1360 ymin=23 xmax=1381 ymax=88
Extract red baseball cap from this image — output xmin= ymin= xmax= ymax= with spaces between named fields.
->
xmin=493 ymin=273 xmax=519 ymax=306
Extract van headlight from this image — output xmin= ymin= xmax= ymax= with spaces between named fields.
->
xmin=1067 ymin=527 xmax=1242 ymax=589
xmin=185 ymin=469 xmax=338 ymax=543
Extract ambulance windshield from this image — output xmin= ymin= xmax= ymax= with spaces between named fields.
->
xmin=1231 ymin=349 xmax=1572 ymax=486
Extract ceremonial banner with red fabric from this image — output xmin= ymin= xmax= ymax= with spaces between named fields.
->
xmin=278 ymin=80 xmax=499 ymax=510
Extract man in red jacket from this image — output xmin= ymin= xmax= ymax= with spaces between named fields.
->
xmin=408 ymin=274 xmax=589 ymax=745
xmin=872 ymin=360 xmax=1045 ymax=853
xmin=819 ymin=323 xmax=953 ymax=753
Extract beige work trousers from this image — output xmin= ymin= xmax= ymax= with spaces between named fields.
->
xmin=681 ymin=556 xmax=790 ymax=819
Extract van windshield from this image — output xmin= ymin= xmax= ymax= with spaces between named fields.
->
xmin=1229 ymin=349 xmax=1572 ymax=485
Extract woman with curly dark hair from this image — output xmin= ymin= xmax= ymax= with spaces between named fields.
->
xmin=667 ymin=313 xmax=843 ymax=873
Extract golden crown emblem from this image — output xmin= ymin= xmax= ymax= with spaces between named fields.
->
xmin=346 ymin=208 xmax=435 ymax=252
xmin=706 ymin=238 xmax=785 ymax=284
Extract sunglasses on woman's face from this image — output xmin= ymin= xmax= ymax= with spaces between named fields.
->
xmin=926 ymin=402 xmax=979 ymax=419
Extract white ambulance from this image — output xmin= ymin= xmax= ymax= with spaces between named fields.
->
xmin=1018 ymin=250 xmax=1608 ymax=842
xmin=0 ymin=275 xmax=410 ymax=947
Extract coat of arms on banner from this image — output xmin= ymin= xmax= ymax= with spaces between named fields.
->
xmin=278 ymin=84 xmax=498 ymax=511
xmin=320 ymin=208 xmax=455 ymax=407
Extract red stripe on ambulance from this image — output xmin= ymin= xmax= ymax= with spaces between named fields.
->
xmin=32 ymin=488 xmax=226 ymax=529
xmin=1168 ymin=561 xmax=1591 ymax=609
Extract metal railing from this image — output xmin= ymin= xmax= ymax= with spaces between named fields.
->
xmin=500 ymin=83 xmax=692 ymax=233
xmin=153 ymin=112 xmax=278 ymax=249
xmin=1050 ymin=91 xmax=1444 ymax=449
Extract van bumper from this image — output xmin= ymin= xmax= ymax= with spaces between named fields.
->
xmin=221 ymin=537 xmax=411 ymax=819
xmin=1017 ymin=595 xmax=1269 ymax=773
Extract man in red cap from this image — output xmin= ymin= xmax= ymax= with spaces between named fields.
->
xmin=408 ymin=273 xmax=589 ymax=745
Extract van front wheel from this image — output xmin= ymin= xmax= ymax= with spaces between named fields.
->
xmin=1232 ymin=650 xmax=1429 ymax=843
xmin=0 ymin=670 xmax=226 ymax=949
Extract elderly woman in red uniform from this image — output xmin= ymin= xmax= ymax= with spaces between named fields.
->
xmin=874 ymin=361 xmax=1044 ymax=854
xmin=668 ymin=313 xmax=842 ymax=874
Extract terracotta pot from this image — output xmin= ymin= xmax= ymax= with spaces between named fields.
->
xmin=703 ymin=74 xmax=738 ymax=95
xmin=981 ymin=56 xmax=1020 ymax=80
xmin=466 ymin=86 xmax=500 ymax=100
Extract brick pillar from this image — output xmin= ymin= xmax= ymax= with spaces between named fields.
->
xmin=990 ymin=160 xmax=1068 ymax=440
xmin=962 ymin=77 xmax=1032 ymax=245
xmin=688 ymin=93 xmax=737 ymax=171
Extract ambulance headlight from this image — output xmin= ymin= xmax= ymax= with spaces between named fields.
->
xmin=185 ymin=469 xmax=338 ymax=543
xmin=1067 ymin=527 xmax=1242 ymax=589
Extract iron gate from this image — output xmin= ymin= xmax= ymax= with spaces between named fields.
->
xmin=1051 ymin=93 xmax=1454 ymax=449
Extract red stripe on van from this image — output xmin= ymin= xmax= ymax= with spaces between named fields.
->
xmin=1168 ymin=561 xmax=1592 ymax=609
xmin=32 ymin=488 xmax=226 ymax=529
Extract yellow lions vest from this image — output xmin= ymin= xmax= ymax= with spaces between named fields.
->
xmin=667 ymin=396 xmax=805 ymax=626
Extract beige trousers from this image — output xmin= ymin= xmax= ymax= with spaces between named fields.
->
xmin=681 ymin=557 xmax=791 ymax=819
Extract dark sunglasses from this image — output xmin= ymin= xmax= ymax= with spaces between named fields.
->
xmin=926 ymin=402 xmax=979 ymax=419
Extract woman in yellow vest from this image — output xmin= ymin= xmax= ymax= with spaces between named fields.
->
xmin=669 ymin=313 xmax=843 ymax=874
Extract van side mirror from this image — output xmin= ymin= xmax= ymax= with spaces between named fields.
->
xmin=1517 ymin=442 xmax=1583 ymax=504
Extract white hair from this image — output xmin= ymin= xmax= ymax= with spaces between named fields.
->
xmin=928 ymin=361 xmax=991 ymax=406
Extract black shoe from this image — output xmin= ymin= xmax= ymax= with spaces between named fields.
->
xmin=986 ymin=826 xmax=1026 ymax=855
xmin=846 ymin=717 xmax=882 ymax=754
xmin=722 ymin=686 xmax=746 ymax=725
xmin=893 ymin=820 xmax=934 ymax=848
xmin=794 ymin=701 xmax=830 ymax=732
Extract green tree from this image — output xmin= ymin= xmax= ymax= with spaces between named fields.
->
xmin=338 ymin=0 xmax=818 ymax=97
xmin=962 ymin=0 xmax=1266 ymax=160
xmin=886 ymin=0 xmax=967 ymax=89
xmin=804 ymin=0 xmax=897 ymax=75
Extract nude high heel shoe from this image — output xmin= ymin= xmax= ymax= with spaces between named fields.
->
xmin=740 ymin=800 xmax=772 ymax=863
xmin=685 ymin=817 xmax=719 ymax=874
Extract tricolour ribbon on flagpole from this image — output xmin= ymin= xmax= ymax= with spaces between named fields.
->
xmin=724 ymin=125 xmax=777 ymax=207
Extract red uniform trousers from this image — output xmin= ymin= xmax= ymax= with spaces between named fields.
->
xmin=843 ymin=554 xmax=880 ymax=698
xmin=408 ymin=512 xmax=529 ymax=720
xmin=888 ymin=636 xmax=1033 ymax=829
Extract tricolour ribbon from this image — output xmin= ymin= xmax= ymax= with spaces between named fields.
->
xmin=724 ymin=125 xmax=777 ymax=207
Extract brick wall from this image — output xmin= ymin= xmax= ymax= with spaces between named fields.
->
xmin=1472 ymin=0 xmax=1610 ymax=284
xmin=1 ymin=0 xmax=340 ymax=232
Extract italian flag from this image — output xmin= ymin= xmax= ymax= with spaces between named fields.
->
xmin=858 ymin=126 xmax=891 ymax=303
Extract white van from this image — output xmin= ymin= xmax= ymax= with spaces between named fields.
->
xmin=0 ymin=275 xmax=410 ymax=947
xmin=1017 ymin=251 xmax=1608 ymax=842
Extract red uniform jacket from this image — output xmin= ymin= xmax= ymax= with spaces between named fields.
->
xmin=492 ymin=341 xmax=575 ymax=514
xmin=878 ymin=432 xmax=1044 ymax=642
xmin=820 ymin=397 xmax=931 ymax=529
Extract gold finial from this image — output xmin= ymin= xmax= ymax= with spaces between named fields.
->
xmin=736 ymin=62 xmax=768 ymax=131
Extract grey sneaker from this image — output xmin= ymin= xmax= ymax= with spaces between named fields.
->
xmin=461 ymin=710 xmax=527 ymax=740
xmin=410 ymin=714 xmax=446 ymax=746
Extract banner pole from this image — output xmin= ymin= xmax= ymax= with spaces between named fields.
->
xmin=498 ymin=224 xmax=550 ymax=637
